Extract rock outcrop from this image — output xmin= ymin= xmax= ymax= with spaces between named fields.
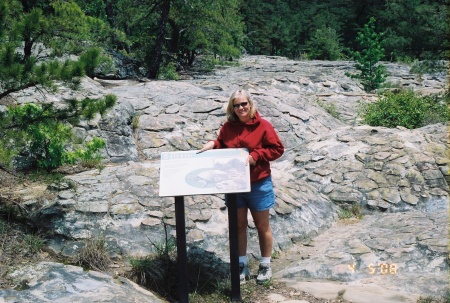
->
xmin=1 ymin=56 xmax=448 ymax=302
xmin=0 ymin=262 xmax=167 ymax=303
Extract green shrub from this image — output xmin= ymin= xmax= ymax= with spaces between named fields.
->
xmin=79 ymin=48 xmax=101 ymax=78
xmin=359 ymin=90 xmax=449 ymax=129
xmin=65 ymin=137 xmax=106 ymax=168
xmin=338 ymin=204 xmax=362 ymax=220
xmin=306 ymin=27 xmax=342 ymax=60
xmin=157 ymin=62 xmax=179 ymax=80
xmin=1 ymin=94 xmax=116 ymax=171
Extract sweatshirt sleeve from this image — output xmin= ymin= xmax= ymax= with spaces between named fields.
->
xmin=213 ymin=123 xmax=227 ymax=149
xmin=250 ymin=121 xmax=284 ymax=162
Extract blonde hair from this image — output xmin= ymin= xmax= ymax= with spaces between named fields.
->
xmin=226 ymin=89 xmax=257 ymax=122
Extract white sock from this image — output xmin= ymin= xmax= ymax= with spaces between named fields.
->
xmin=239 ymin=255 xmax=247 ymax=265
xmin=260 ymin=257 xmax=271 ymax=265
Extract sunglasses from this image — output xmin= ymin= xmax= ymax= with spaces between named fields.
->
xmin=233 ymin=102 xmax=249 ymax=109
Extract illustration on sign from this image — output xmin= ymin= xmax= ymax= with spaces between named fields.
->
xmin=159 ymin=148 xmax=251 ymax=196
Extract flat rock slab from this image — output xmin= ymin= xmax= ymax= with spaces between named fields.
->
xmin=281 ymin=280 xmax=419 ymax=303
xmin=273 ymin=211 xmax=448 ymax=300
xmin=0 ymin=262 xmax=167 ymax=303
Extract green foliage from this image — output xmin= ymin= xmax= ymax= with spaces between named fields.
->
xmin=79 ymin=48 xmax=102 ymax=78
xmin=316 ymin=99 xmax=341 ymax=120
xmin=239 ymin=0 xmax=448 ymax=61
xmin=130 ymin=230 xmax=178 ymax=300
xmin=157 ymin=62 xmax=179 ymax=80
xmin=1 ymin=95 xmax=116 ymax=170
xmin=306 ymin=27 xmax=342 ymax=60
xmin=169 ymin=0 xmax=244 ymax=65
xmin=346 ymin=17 xmax=388 ymax=92
xmin=193 ymin=55 xmax=239 ymax=73
xmin=65 ymin=137 xmax=106 ymax=168
xmin=241 ymin=0 xmax=291 ymax=55
xmin=0 ymin=0 xmax=119 ymax=97
xmin=130 ymin=254 xmax=177 ymax=300
xmin=338 ymin=204 xmax=363 ymax=220
xmin=23 ymin=233 xmax=45 ymax=254
xmin=0 ymin=139 xmax=14 ymax=169
xmin=72 ymin=0 xmax=450 ymax=72
xmin=409 ymin=60 xmax=448 ymax=75
xmin=131 ymin=115 xmax=140 ymax=131
xmin=359 ymin=90 xmax=450 ymax=129
xmin=378 ymin=0 xmax=449 ymax=61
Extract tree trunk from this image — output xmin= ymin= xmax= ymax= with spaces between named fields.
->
xmin=188 ymin=50 xmax=196 ymax=66
xmin=104 ymin=0 xmax=116 ymax=27
xmin=24 ymin=38 xmax=33 ymax=60
xmin=146 ymin=0 xmax=171 ymax=79
xmin=21 ymin=0 xmax=30 ymax=12
xmin=167 ymin=19 xmax=179 ymax=54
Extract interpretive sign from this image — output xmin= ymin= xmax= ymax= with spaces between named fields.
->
xmin=159 ymin=148 xmax=251 ymax=196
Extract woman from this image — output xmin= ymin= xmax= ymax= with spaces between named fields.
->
xmin=199 ymin=89 xmax=284 ymax=284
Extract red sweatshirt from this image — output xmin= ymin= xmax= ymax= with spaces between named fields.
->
xmin=212 ymin=111 xmax=284 ymax=183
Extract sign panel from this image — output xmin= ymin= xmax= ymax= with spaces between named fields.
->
xmin=159 ymin=148 xmax=251 ymax=196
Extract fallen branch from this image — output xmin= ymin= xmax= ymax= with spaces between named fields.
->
xmin=0 ymin=163 xmax=18 ymax=177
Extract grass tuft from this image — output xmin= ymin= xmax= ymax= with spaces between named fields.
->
xmin=75 ymin=235 xmax=111 ymax=272
xmin=338 ymin=204 xmax=363 ymax=220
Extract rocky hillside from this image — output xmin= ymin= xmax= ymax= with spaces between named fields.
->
xmin=0 ymin=56 xmax=448 ymax=303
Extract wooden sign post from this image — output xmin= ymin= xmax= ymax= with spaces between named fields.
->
xmin=159 ymin=149 xmax=251 ymax=302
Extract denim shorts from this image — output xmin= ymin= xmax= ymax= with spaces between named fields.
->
xmin=226 ymin=176 xmax=274 ymax=211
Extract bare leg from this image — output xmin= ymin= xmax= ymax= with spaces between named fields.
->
xmin=237 ymin=207 xmax=249 ymax=257
xmin=250 ymin=209 xmax=272 ymax=257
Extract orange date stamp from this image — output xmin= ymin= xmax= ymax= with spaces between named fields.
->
xmin=348 ymin=263 xmax=398 ymax=275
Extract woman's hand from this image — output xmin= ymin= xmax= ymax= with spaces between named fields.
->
xmin=196 ymin=141 xmax=215 ymax=154
xmin=248 ymin=155 xmax=256 ymax=166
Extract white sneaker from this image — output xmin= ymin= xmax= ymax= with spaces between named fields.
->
xmin=239 ymin=262 xmax=250 ymax=284
xmin=256 ymin=263 xmax=272 ymax=284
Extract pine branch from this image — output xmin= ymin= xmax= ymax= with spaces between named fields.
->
xmin=0 ymin=82 xmax=38 ymax=102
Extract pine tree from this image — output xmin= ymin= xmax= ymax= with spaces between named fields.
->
xmin=0 ymin=0 xmax=116 ymax=171
xmin=346 ymin=17 xmax=387 ymax=92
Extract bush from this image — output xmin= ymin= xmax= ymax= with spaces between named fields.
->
xmin=338 ymin=204 xmax=363 ymax=220
xmin=1 ymin=94 xmax=116 ymax=171
xmin=359 ymin=90 xmax=450 ymax=129
xmin=306 ymin=27 xmax=342 ymax=60
xmin=65 ymin=137 xmax=106 ymax=168
xmin=79 ymin=48 xmax=102 ymax=78
xmin=157 ymin=62 xmax=179 ymax=80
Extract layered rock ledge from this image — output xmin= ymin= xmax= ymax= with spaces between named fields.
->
xmin=1 ymin=56 xmax=447 ymax=302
